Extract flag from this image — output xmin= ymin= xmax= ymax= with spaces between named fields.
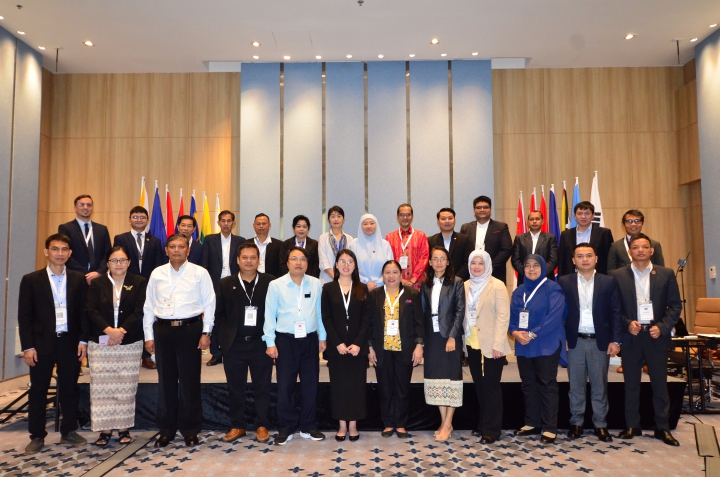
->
xmin=549 ymin=185 xmax=561 ymax=279
xmin=165 ymin=185 xmax=174 ymax=239
xmin=561 ymin=181 xmax=569 ymax=232
xmin=175 ymin=189 xmax=185 ymax=234
xmin=200 ymin=192 xmax=212 ymax=243
xmin=540 ymin=185 xmax=549 ymax=233
xmin=139 ymin=177 xmax=150 ymax=232
xmin=514 ymin=191 xmax=526 ymax=289
xmin=569 ymin=177 xmax=580 ymax=228
xmin=189 ymin=190 xmax=199 ymax=241
xmin=530 ymin=188 xmax=537 ymax=213
xmin=214 ymin=194 xmax=221 ymax=233
xmin=149 ymin=181 xmax=166 ymax=248
xmin=590 ymin=171 xmax=605 ymax=227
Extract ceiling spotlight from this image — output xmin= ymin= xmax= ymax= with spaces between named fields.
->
xmin=711 ymin=24 xmax=718 ymax=28
xmin=441 ymin=53 xmax=448 ymax=57
xmin=18 ymin=31 xmax=25 ymax=35
xmin=253 ymin=55 xmax=259 ymax=59
xmin=84 ymin=40 xmax=93 ymax=46
xmin=625 ymin=34 xmax=634 ymax=40
xmin=283 ymin=55 xmax=290 ymax=60
xmin=430 ymin=38 xmax=440 ymax=45
xmin=0 ymin=16 xmax=4 ymax=20
xmin=252 ymin=41 xmax=260 ymax=47
xmin=346 ymin=54 xmax=352 ymax=58
xmin=472 ymin=52 xmax=479 ymax=56
xmin=409 ymin=54 xmax=415 ymax=58
xmin=315 ymin=55 xmax=322 ymax=59
xmin=378 ymin=54 xmax=384 ymax=58
xmin=691 ymin=37 xmax=698 ymax=42
xmin=38 ymin=46 xmax=45 ymax=50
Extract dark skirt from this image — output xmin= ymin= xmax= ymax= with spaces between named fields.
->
xmin=423 ymin=331 xmax=463 ymax=407
xmin=328 ymin=352 xmax=368 ymax=421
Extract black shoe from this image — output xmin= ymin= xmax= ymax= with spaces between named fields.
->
xmin=335 ymin=433 xmax=346 ymax=442
xmin=184 ymin=435 xmax=198 ymax=447
xmin=274 ymin=433 xmax=292 ymax=445
xmin=514 ymin=426 xmax=542 ymax=436
xmin=206 ymin=358 xmax=222 ymax=366
xmin=396 ymin=430 xmax=409 ymax=438
xmin=381 ymin=429 xmax=394 ymax=437
xmin=300 ymin=430 xmax=325 ymax=441
xmin=567 ymin=425 xmax=583 ymax=439
xmin=154 ymin=435 xmax=172 ymax=448
xmin=471 ymin=429 xmax=483 ymax=437
xmin=461 ymin=357 xmax=469 ymax=367
xmin=594 ymin=427 xmax=613 ymax=442
xmin=348 ymin=434 xmax=360 ymax=442
xmin=540 ymin=432 xmax=557 ymax=444
xmin=618 ymin=428 xmax=642 ymax=439
xmin=654 ymin=430 xmax=680 ymax=446
xmin=480 ymin=436 xmax=496 ymax=444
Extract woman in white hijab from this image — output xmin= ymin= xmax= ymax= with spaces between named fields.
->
xmin=463 ymin=250 xmax=512 ymax=444
xmin=349 ymin=214 xmax=394 ymax=291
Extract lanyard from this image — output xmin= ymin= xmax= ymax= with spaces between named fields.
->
xmin=239 ymin=274 xmax=259 ymax=304
xmin=295 ymin=237 xmax=306 ymax=248
xmin=47 ymin=267 xmax=67 ymax=306
xmin=384 ymin=286 xmax=404 ymax=316
xmin=578 ymin=273 xmax=594 ymax=310
xmin=83 ymin=224 xmax=94 ymax=247
xmin=340 ymin=281 xmax=352 ymax=319
xmin=522 ymin=278 xmax=547 ymax=308
xmin=398 ymin=229 xmax=414 ymax=253
xmin=108 ymin=274 xmax=123 ymax=304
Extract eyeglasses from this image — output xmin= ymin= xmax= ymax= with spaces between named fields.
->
xmin=289 ymin=256 xmax=308 ymax=262
xmin=397 ymin=213 xmax=412 ymax=218
xmin=625 ymin=219 xmax=643 ymax=225
xmin=338 ymin=259 xmax=354 ymax=266
xmin=130 ymin=215 xmax=147 ymax=220
xmin=431 ymin=257 xmax=447 ymax=263
xmin=524 ymin=263 xmax=541 ymax=270
xmin=48 ymin=247 xmax=70 ymax=252
xmin=109 ymin=258 xmax=129 ymax=264
xmin=474 ymin=205 xmax=490 ymax=210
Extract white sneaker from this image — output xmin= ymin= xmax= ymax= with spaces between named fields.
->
xmin=300 ymin=430 xmax=325 ymax=441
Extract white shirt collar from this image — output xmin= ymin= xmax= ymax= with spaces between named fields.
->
xmin=46 ymin=265 xmax=67 ymax=277
xmin=577 ymin=270 xmax=596 ymax=284
xmin=530 ymin=231 xmax=541 ymax=239
xmin=631 ymin=262 xmax=653 ymax=275
xmin=221 ymin=233 xmax=232 ymax=243
xmin=255 ymin=236 xmax=271 ymax=245
xmin=476 ymin=221 xmax=489 ymax=229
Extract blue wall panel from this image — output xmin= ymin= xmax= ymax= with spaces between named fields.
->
xmin=325 ymin=62 xmax=365 ymax=232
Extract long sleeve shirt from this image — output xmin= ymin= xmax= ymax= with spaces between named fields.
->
xmin=385 ymin=227 xmax=429 ymax=289
xmin=263 ymin=273 xmax=326 ymax=347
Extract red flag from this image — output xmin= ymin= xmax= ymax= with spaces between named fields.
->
xmin=540 ymin=186 xmax=549 ymax=233
xmin=529 ymin=188 xmax=536 ymax=214
xmin=165 ymin=184 xmax=174 ymax=239
xmin=514 ymin=191 xmax=526 ymax=287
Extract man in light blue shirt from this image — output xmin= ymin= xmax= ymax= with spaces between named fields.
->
xmin=264 ymin=246 xmax=326 ymax=445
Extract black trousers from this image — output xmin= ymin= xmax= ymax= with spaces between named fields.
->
xmin=517 ymin=346 xmax=561 ymax=433
xmin=28 ymin=334 xmax=81 ymax=440
xmin=154 ymin=319 xmax=203 ymax=438
xmin=275 ymin=332 xmax=319 ymax=435
xmin=621 ymin=331 xmax=670 ymax=430
xmin=466 ymin=347 xmax=505 ymax=440
xmin=375 ymin=350 xmax=413 ymax=429
xmin=223 ymin=336 xmax=273 ymax=429
xmin=210 ymin=332 xmax=222 ymax=361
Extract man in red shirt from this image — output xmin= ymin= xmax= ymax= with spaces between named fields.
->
xmin=385 ymin=204 xmax=429 ymax=290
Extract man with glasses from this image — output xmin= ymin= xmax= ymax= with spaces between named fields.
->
xmin=263 ymin=247 xmax=326 ymax=445
xmin=386 ymin=204 xmax=429 ymax=290
xmin=176 ymin=215 xmax=203 ymax=265
xmin=58 ymin=194 xmax=111 ymax=284
xmin=607 ymin=210 xmax=665 ymax=272
xmin=558 ymin=201 xmax=614 ymax=276
xmin=460 ymin=195 xmax=513 ymax=283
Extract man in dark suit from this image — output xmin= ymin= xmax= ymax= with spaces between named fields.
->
xmin=245 ymin=213 xmax=282 ymax=278
xmin=611 ymin=233 xmax=681 ymax=446
xmin=58 ymin=194 xmax=111 ymax=284
xmin=19 ymin=233 xmax=89 ymax=454
xmin=202 ymin=210 xmax=246 ymax=366
xmin=558 ymin=201 xmax=614 ymax=276
xmin=512 ymin=210 xmax=559 ymax=285
xmin=215 ymin=242 xmax=274 ymax=444
xmin=177 ymin=215 xmax=203 ymax=265
xmin=114 ymin=205 xmax=166 ymax=369
xmin=459 ymin=196 xmax=513 ymax=284
xmin=427 ymin=207 xmax=473 ymax=280
xmin=559 ymin=243 xmax=621 ymax=443
xmin=607 ymin=209 xmax=665 ymax=272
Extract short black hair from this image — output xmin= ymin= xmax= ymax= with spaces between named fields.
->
xmin=129 ymin=206 xmax=149 ymax=218
xmin=166 ymin=233 xmax=189 ymax=246
xmin=176 ymin=214 xmax=197 ymax=229
xmin=106 ymin=245 xmax=130 ymax=261
xmin=436 ymin=207 xmax=456 ymax=219
xmin=254 ymin=213 xmax=270 ymax=221
xmin=574 ymin=201 xmax=595 ymax=215
xmin=45 ymin=233 xmax=71 ymax=248
xmin=381 ymin=260 xmax=403 ymax=274
xmin=629 ymin=233 xmax=651 ymax=247
xmin=292 ymin=215 xmax=311 ymax=229
xmin=473 ymin=195 xmax=492 ymax=208
xmin=573 ymin=242 xmax=596 ymax=254
xmin=287 ymin=246 xmax=309 ymax=261
xmin=237 ymin=242 xmax=259 ymax=257
xmin=622 ymin=209 xmax=645 ymax=224
xmin=396 ymin=203 xmax=414 ymax=215
xmin=528 ymin=209 xmax=544 ymax=220
xmin=327 ymin=205 xmax=345 ymax=219
xmin=218 ymin=210 xmax=235 ymax=221
xmin=74 ymin=194 xmax=93 ymax=206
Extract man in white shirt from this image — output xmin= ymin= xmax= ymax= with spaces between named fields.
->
xmin=459 ymin=195 xmax=513 ymax=283
xmin=143 ymin=234 xmax=216 ymax=448
xmin=511 ymin=210 xmax=558 ymax=285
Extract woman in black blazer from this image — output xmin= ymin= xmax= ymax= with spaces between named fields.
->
xmin=85 ymin=246 xmax=147 ymax=447
xmin=368 ymin=260 xmax=424 ymax=438
xmin=420 ymin=246 xmax=466 ymax=441
xmin=321 ymin=249 xmax=370 ymax=442
xmin=278 ymin=215 xmax=320 ymax=278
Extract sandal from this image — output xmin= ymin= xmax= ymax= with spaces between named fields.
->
xmin=95 ymin=432 xmax=112 ymax=447
xmin=118 ymin=431 xmax=132 ymax=445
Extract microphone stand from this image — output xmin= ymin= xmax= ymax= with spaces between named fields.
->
xmin=674 ymin=252 xmax=690 ymax=337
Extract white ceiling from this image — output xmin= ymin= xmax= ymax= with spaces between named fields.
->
xmin=0 ymin=0 xmax=718 ymax=73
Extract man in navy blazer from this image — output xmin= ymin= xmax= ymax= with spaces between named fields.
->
xmin=201 ymin=210 xmax=246 ymax=365
xmin=558 ymin=201 xmax=614 ymax=276
xmin=177 ymin=215 xmax=203 ymax=265
xmin=113 ymin=206 xmax=166 ymax=281
xmin=559 ymin=243 xmax=621 ymax=443
xmin=459 ymin=196 xmax=513 ymax=284
xmin=427 ymin=208 xmax=473 ymax=280
xmin=58 ymin=194 xmax=111 ymax=284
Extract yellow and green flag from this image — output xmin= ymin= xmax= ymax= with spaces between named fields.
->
xmin=201 ymin=192 xmax=212 ymax=243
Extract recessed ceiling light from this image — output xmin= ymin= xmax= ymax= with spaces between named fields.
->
xmin=38 ymin=46 xmax=45 ymax=50
xmin=430 ymin=38 xmax=440 ymax=45
xmin=409 ymin=54 xmax=415 ymax=58
xmin=710 ymin=24 xmax=718 ymax=28
xmin=346 ymin=54 xmax=352 ymax=58
xmin=472 ymin=52 xmax=479 ymax=56
xmin=252 ymin=41 xmax=260 ymax=47
xmin=441 ymin=53 xmax=448 ymax=57
xmin=18 ymin=31 xmax=25 ymax=35
xmin=625 ymin=34 xmax=634 ymax=40
xmin=253 ymin=55 xmax=259 ymax=59
xmin=84 ymin=40 xmax=93 ymax=46
xmin=378 ymin=54 xmax=384 ymax=58
xmin=315 ymin=55 xmax=322 ymax=60
xmin=691 ymin=37 xmax=698 ymax=42
xmin=0 ymin=16 xmax=4 ymax=20
xmin=283 ymin=55 xmax=290 ymax=60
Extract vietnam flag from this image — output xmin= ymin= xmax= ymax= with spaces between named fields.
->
xmin=165 ymin=184 xmax=174 ymax=239
xmin=540 ymin=185 xmax=549 ymax=233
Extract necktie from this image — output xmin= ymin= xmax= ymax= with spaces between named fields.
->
xmin=137 ymin=233 xmax=143 ymax=272
xmin=85 ymin=223 xmax=96 ymax=270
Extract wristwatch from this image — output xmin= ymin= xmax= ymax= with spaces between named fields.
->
xmin=528 ymin=331 xmax=536 ymax=340
xmin=202 ymin=332 xmax=212 ymax=338
xmin=613 ymin=342 xmax=621 ymax=347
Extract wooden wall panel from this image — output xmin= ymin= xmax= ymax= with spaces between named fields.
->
xmin=52 ymin=74 xmax=107 ymax=138
xmin=189 ymin=73 xmax=239 ymax=138
xmin=678 ymin=123 xmax=701 ymax=184
xmin=496 ymin=133 xmax=545 ymax=210
xmin=630 ymin=132 xmax=679 ymax=209
xmin=48 ymin=138 xmax=107 ymax=213
xmin=676 ymin=80 xmax=697 ymax=130
xmin=492 ymin=69 xmax=544 ymax=134
xmin=628 ymin=67 xmax=682 ymax=132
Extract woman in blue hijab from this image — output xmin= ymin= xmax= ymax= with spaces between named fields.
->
xmin=509 ymin=254 xmax=567 ymax=444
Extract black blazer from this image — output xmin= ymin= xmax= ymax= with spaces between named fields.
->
xmin=214 ymin=272 xmax=275 ymax=353
xmin=321 ymin=281 xmax=371 ymax=357
xmin=420 ymin=276 xmax=465 ymax=339
xmin=201 ymin=233 xmax=247 ymax=291
xmin=607 ymin=238 xmax=665 ymax=272
xmin=427 ymin=232 xmax=473 ymax=280
xmin=58 ymin=220 xmax=112 ymax=275
xmin=558 ymin=225 xmax=614 ymax=276
xmin=559 ymin=273 xmax=622 ymax=351
xmin=244 ymin=237 xmax=282 ymax=278
xmin=459 ymin=219 xmax=513 ymax=284
xmin=367 ymin=286 xmax=424 ymax=367
xmin=279 ymin=237 xmax=320 ymax=278
xmin=512 ymin=232 xmax=559 ymax=285
xmin=113 ymin=231 xmax=166 ymax=281
xmin=188 ymin=238 xmax=203 ymax=265
xmin=85 ymin=273 xmax=147 ymax=343
xmin=18 ymin=268 xmax=89 ymax=354
xmin=610 ymin=264 xmax=682 ymax=349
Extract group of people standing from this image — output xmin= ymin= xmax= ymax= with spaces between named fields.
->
xmin=18 ymin=193 xmax=682 ymax=455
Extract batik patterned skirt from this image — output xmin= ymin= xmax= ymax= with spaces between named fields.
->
xmin=423 ymin=332 xmax=463 ymax=407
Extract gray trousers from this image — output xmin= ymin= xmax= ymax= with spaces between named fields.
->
xmin=567 ymin=337 xmax=610 ymax=428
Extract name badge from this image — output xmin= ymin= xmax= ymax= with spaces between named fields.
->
xmin=638 ymin=302 xmax=654 ymax=324
xmin=55 ymin=306 xmax=68 ymax=326
xmin=519 ymin=310 xmax=529 ymax=329
xmin=468 ymin=310 xmax=477 ymax=327
xmin=294 ymin=320 xmax=307 ymax=338
xmin=387 ymin=319 xmax=399 ymax=336
xmin=99 ymin=335 xmax=110 ymax=346
xmin=476 ymin=243 xmax=485 ymax=251
xmin=432 ymin=315 xmax=440 ymax=333
xmin=244 ymin=306 xmax=258 ymax=327
xmin=580 ymin=310 xmax=594 ymax=329
xmin=399 ymin=256 xmax=409 ymax=270
xmin=160 ymin=301 xmax=175 ymax=317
